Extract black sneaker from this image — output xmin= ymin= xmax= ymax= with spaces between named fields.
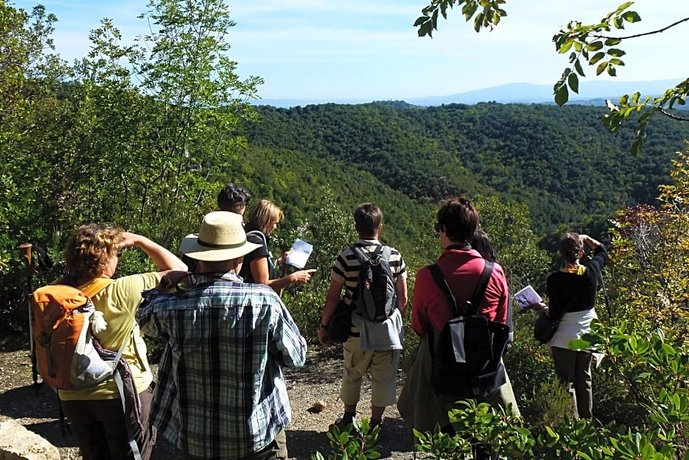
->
xmin=329 ymin=413 xmax=355 ymax=432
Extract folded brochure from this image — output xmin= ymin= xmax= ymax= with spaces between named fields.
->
xmin=285 ymin=239 xmax=313 ymax=269
xmin=514 ymin=284 xmax=542 ymax=309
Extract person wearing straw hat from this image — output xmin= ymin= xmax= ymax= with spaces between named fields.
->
xmin=138 ymin=211 xmax=307 ymax=460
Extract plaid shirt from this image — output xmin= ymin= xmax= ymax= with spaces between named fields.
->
xmin=137 ymin=272 xmax=307 ymax=459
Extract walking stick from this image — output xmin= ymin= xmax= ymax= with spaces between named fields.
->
xmin=18 ymin=243 xmax=38 ymax=387
xmin=599 ymin=271 xmax=613 ymax=320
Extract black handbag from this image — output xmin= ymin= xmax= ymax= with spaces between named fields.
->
xmin=533 ymin=312 xmax=560 ymax=344
xmin=326 ymin=299 xmax=354 ymax=343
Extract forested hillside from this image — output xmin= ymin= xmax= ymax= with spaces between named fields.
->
xmin=4 ymin=1 xmax=689 ymax=457
xmin=247 ymin=102 xmax=689 ymax=234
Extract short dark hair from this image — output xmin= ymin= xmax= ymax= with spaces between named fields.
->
xmin=559 ymin=232 xmax=583 ymax=263
xmin=354 ymin=203 xmax=383 ymax=238
xmin=437 ymin=197 xmax=479 ymax=244
xmin=217 ymin=183 xmax=251 ymax=213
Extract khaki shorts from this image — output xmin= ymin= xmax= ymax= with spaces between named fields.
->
xmin=340 ymin=336 xmax=400 ymax=407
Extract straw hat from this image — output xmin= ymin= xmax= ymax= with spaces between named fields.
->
xmin=180 ymin=211 xmax=260 ymax=261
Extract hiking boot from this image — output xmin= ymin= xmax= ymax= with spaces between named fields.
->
xmin=369 ymin=418 xmax=383 ymax=440
xmin=329 ymin=412 xmax=356 ymax=433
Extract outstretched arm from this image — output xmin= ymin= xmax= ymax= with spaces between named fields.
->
xmin=121 ymin=232 xmax=187 ymax=273
xmin=249 ymin=257 xmax=314 ymax=294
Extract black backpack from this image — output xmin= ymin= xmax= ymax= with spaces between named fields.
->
xmin=351 ymin=245 xmax=397 ymax=322
xmin=427 ymin=261 xmax=510 ymax=402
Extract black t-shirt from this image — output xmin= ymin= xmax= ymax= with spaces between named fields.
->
xmin=239 ymin=225 xmax=273 ymax=283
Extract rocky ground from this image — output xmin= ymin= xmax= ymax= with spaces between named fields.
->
xmin=0 ymin=336 xmax=416 ymax=459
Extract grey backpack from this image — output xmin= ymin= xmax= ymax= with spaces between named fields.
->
xmin=351 ymin=245 xmax=397 ymax=322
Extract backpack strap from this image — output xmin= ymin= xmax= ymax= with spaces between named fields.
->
xmin=428 ymin=264 xmax=459 ymax=316
xmin=470 ymin=261 xmax=494 ymax=314
xmin=246 ymin=230 xmax=276 ymax=276
xmin=79 ymin=277 xmax=113 ymax=299
xmin=350 ymin=244 xmax=371 ymax=265
xmin=379 ymin=245 xmax=392 ymax=262
xmin=351 ymin=243 xmax=390 ymax=263
xmin=246 ymin=229 xmax=267 ymax=247
xmin=78 ymin=277 xmax=140 ymax=370
xmin=427 ymin=260 xmax=494 ymax=317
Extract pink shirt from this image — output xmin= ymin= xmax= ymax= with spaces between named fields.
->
xmin=411 ymin=248 xmax=509 ymax=336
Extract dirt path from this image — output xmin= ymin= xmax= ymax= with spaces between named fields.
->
xmin=0 ymin=342 xmax=415 ymax=459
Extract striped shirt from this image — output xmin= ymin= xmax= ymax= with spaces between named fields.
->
xmin=331 ymin=239 xmax=407 ymax=306
xmin=137 ymin=272 xmax=307 ymax=459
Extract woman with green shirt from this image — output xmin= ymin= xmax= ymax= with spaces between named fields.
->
xmin=59 ymin=224 xmax=187 ymax=460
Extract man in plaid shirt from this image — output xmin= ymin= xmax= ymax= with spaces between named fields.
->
xmin=138 ymin=211 xmax=307 ymax=459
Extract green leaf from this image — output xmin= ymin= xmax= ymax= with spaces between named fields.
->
xmin=596 ymin=61 xmax=608 ymax=76
xmin=567 ymin=72 xmax=579 ymax=93
xmin=413 ymin=16 xmax=428 ymax=27
xmin=473 ymin=12 xmax=484 ymax=32
xmin=569 ymin=338 xmax=590 ymax=349
xmin=418 ymin=21 xmax=434 ymax=38
xmin=605 ymin=38 xmax=622 ymax=46
xmin=616 ymin=2 xmax=635 ymax=13
xmin=586 ymin=41 xmax=604 ymax=51
xmin=622 ymin=11 xmax=641 ymax=23
xmin=554 ymin=83 xmax=569 ymax=106
xmin=608 ymin=58 xmax=624 ymax=66
xmin=559 ymin=40 xmax=574 ymax=54
xmin=574 ymin=59 xmax=585 ymax=76
xmin=607 ymin=48 xmax=626 ymax=57
xmin=589 ymin=51 xmax=605 ymax=65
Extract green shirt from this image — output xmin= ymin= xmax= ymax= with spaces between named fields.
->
xmin=59 ymin=272 xmax=160 ymax=400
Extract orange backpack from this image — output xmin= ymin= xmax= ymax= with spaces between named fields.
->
xmin=31 ymin=278 xmax=119 ymax=390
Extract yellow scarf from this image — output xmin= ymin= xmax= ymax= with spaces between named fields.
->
xmin=561 ymin=265 xmax=586 ymax=275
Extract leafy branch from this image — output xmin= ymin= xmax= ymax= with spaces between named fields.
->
xmin=414 ymin=0 xmax=507 ymax=37
xmin=415 ymin=0 xmax=689 ymax=154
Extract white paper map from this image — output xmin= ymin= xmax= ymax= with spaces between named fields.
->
xmin=285 ymin=239 xmax=313 ymax=269
xmin=514 ymin=285 xmax=542 ymax=309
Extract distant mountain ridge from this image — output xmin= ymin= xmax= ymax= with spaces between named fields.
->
xmin=255 ymin=79 xmax=683 ymax=108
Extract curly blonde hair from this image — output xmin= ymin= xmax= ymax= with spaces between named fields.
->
xmin=248 ymin=199 xmax=284 ymax=235
xmin=64 ymin=224 xmax=124 ymax=281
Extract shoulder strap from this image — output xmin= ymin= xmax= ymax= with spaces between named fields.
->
xmin=470 ymin=261 xmax=494 ymax=314
xmin=350 ymin=244 xmax=370 ymax=265
xmin=428 ymin=263 xmax=459 ymax=316
xmin=379 ymin=245 xmax=392 ymax=261
xmin=79 ymin=277 xmax=113 ymax=299
xmin=246 ymin=229 xmax=267 ymax=247
xmin=427 ymin=260 xmax=494 ymax=317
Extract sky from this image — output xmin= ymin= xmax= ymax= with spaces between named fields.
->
xmin=11 ymin=0 xmax=688 ymax=103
